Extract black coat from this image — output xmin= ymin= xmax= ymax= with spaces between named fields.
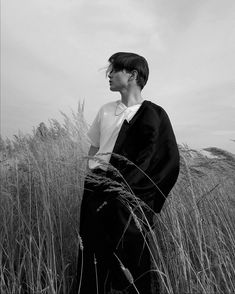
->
xmin=109 ymin=100 xmax=180 ymax=213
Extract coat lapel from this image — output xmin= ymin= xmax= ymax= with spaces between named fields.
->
xmin=112 ymin=100 xmax=148 ymax=155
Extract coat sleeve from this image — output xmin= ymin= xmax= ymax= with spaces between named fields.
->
xmin=120 ymin=108 xmax=180 ymax=213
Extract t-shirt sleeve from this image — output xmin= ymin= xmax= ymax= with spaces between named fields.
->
xmin=87 ymin=108 xmax=102 ymax=147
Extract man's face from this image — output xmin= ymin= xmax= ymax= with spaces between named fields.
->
xmin=107 ymin=65 xmax=131 ymax=92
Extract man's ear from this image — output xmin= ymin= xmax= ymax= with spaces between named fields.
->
xmin=129 ymin=70 xmax=138 ymax=81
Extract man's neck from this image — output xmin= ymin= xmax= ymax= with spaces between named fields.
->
xmin=120 ymin=88 xmax=143 ymax=107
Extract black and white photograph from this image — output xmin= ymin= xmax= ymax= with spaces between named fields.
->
xmin=1 ymin=0 xmax=235 ymax=293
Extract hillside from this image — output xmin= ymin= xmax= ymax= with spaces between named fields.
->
xmin=0 ymin=109 xmax=234 ymax=294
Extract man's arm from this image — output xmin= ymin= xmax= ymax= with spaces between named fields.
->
xmin=118 ymin=108 xmax=179 ymax=212
xmin=88 ymin=145 xmax=99 ymax=156
xmin=86 ymin=145 xmax=99 ymax=171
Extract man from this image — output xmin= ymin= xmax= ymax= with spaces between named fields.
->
xmin=75 ymin=52 xmax=179 ymax=293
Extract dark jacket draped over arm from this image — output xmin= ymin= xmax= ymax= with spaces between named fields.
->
xmin=109 ymin=100 xmax=180 ymax=213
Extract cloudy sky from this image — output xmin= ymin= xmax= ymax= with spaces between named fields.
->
xmin=1 ymin=0 xmax=235 ymax=153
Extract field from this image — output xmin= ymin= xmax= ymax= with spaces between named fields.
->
xmin=1 ymin=107 xmax=235 ymax=294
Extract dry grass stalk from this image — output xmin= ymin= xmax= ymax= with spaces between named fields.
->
xmin=0 ymin=108 xmax=234 ymax=293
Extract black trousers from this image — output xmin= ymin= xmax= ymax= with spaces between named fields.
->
xmin=73 ymin=169 xmax=154 ymax=294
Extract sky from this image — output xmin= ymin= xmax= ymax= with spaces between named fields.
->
xmin=1 ymin=0 xmax=235 ymax=153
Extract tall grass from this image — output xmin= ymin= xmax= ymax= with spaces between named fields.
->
xmin=0 ymin=106 xmax=234 ymax=293
xmin=151 ymin=146 xmax=235 ymax=294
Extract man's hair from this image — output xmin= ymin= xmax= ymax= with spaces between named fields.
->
xmin=108 ymin=52 xmax=149 ymax=89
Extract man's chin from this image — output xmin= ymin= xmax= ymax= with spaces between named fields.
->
xmin=109 ymin=86 xmax=118 ymax=92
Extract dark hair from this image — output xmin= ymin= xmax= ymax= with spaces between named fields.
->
xmin=108 ymin=52 xmax=149 ymax=89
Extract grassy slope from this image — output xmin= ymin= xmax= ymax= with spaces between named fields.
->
xmin=0 ymin=109 xmax=234 ymax=294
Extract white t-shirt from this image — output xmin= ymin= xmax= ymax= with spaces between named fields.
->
xmin=87 ymin=100 xmax=142 ymax=170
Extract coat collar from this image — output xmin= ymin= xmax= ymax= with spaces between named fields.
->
xmin=126 ymin=100 xmax=150 ymax=126
xmin=111 ymin=100 xmax=151 ymax=155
